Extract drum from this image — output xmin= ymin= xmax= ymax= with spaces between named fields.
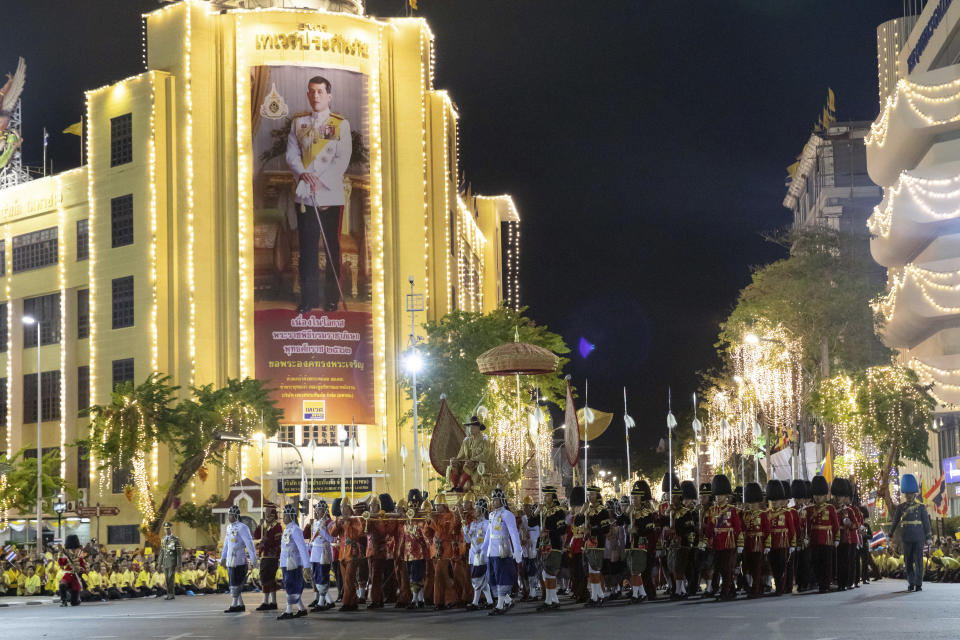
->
xmin=626 ymin=548 xmax=647 ymax=575
xmin=584 ymin=548 xmax=604 ymax=572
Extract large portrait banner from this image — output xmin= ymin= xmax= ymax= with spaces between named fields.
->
xmin=250 ymin=64 xmax=374 ymax=425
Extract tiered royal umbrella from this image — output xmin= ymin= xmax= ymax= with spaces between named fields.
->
xmin=476 ymin=334 xmax=559 ymax=505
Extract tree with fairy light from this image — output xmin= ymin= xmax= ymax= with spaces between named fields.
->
xmin=0 ymin=450 xmax=73 ymax=516
xmin=399 ymin=306 xmax=569 ymax=489
xmin=812 ymin=365 xmax=935 ymax=515
xmin=85 ymin=374 xmax=282 ymax=540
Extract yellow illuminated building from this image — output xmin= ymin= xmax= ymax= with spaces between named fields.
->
xmin=0 ymin=0 xmax=519 ymax=548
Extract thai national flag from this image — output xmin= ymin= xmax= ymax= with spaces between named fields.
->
xmin=870 ymin=530 xmax=887 ymax=550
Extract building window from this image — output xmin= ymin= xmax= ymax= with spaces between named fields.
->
xmin=316 ymin=424 xmax=357 ymax=446
xmin=76 ymin=219 xmax=89 ymax=261
xmin=0 ymin=303 xmax=6 ymax=353
xmin=278 ymin=424 xmax=297 ymax=445
xmin=107 ymin=524 xmax=139 ymax=545
xmin=111 ymin=466 xmax=132 ymax=494
xmin=112 ymin=276 xmax=134 ymax=329
xmin=23 ymin=293 xmax=61 ymax=347
xmin=110 ymin=113 xmax=133 ymax=167
xmin=12 ymin=227 xmax=58 ymax=273
xmin=111 ymin=194 xmax=134 ymax=248
xmin=78 ymin=365 xmax=89 ymax=414
xmin=0 ymin=377 xmax=6 ymax=426
xmin=77 ymin=443 xmax=90 ymax=490
xmin=303 ymin=424 xmax=319 ymax=446
xmin=23 ymin=370 xmax=61 ymax=423
xmin=77 ymin=289 xmax=89 ymax=339
xmin=112 ymin=358 xmax=135 ymax=390
xmin=0 ymin=239 xmax=5 ymax=275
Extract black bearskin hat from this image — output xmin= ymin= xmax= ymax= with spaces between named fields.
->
xmin=779 ymin=480 xmax=791 ymax=500
xmin=65 ymin=534 xmax=81 ymax=550
xmin=830 ymin=477 xmax=847 ymax=498
xmin=699 ymin=482 xmax=712 ymax=496
xmin=711 ymin=474 xmax=732 ymax=496
xmin=744 ymin=482 xmax=763 ymax=504
xmin=811 ymin=475 xmax=829 ymax=496
xmin=791 ymin=479 xmax=807 ymax=500
xmin=681 ymin=480 xmax=697 ymax=501
xmin=661 ymin=472 xmax=680 ymax=494
xmin=766 ymin=480 xmax=784 ymax=502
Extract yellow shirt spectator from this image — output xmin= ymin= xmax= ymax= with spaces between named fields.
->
xmin=109 ymin=570 xmax=125 ymax=588
xmin=121 ymin=569 xmax=136 ymax=588
xmin=4 ymin=567 xmax=20 ymax=588
xmin=135 ymin=569 xmax=150 ymax=589
xmin=16 ymin=573 xmax=26 ymax=596
xmin=23 ymin=573 xmax=42 ymax=596
xmin=151 ymin=571 xmax=166 ymax=589
xmin=247 ymin=567 xmax=259 ymax=584
xmin=204 ymin=570 xmax=218 ymax=590
xmin=174 ymin=570 xmax=186 ymax=586
xmin=44 ymin=564 xmax=58 ymax=593
xmin=217 ymin=564 xmax=228 ymax=585
xmin=192 ymin=568 xmax=206 ymax=587
xmin=84 ymin=571 xmax=102 ymax=589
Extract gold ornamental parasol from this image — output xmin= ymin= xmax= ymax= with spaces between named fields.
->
xmin=476 ymin=341 xmax=559 ymax=376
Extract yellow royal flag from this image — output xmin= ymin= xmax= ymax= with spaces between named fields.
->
xmin=821 ymin=450 xmax=833 ymax=484
xmin=577 ymin=408 xmax=614 ymax=441
xmin=62 ymin=121 xmax=82 ymax=136
xmin=409 ymin=0 xmax=418 ymax=9
xmin=144 ymin=547 xmax=153 ymax=556
xmin=827 ymin=87 xmax=836 ymax=112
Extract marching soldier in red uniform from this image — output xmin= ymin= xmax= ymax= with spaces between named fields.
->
xmin=702 ymin=474 xmax=743 ymax=601
xmin=740 ymin=482 xmax=770 ymax=598
xmin=328 ymin=498 xmax=365 ymax=611
xmin=792 ymin=479 xmax=812 ymax=591
xmin=834 ymin=478 xmax=858 ymax=591
xmin=807 ymin=475 xmax=840 ymax=593
xmin=766 ymin=480 xmax=796 ymax=595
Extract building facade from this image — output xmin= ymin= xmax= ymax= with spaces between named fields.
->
xmin=866 ymin=2 xmax=960 ymax=517
xmin=0 ymin=0 xmax=519 ymax=547
xmin=784 ymin=121 xmax=882 ymax=235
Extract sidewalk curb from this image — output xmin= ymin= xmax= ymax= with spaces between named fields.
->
xmin=0 ymin=599 xmax=57 ymax=607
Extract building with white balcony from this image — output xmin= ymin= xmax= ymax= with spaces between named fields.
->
xmin=867 ymin=1 xmax=960 ymax=516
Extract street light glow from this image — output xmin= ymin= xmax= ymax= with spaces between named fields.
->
xmin=22 ymin=315 xmax=36 ymax=325
xmin=745 ymin=333 xmax=760 ymax=345
xmin=404 ymin=350 xmax=424 ymax=374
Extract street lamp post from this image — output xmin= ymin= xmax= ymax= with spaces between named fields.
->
xmin=23 ymin=315 xmax=42 ymax=558
xmin=53 ymin=495 xmax=66 ymax=541
xmin=405 ymin=277 xmax=425 ymax=492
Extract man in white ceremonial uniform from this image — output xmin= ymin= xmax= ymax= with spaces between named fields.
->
xmin=308 ymin=499 xmax=336 ymax=611
xmin=464 ymin=497 xmax=493 ymax=610
xmin=278 ymin=503 xmax=311 ymax=620
xmin=220 ymin=505 xmax=257 ymax=613
xmin=480 ymin=488 xmax=523 ymax=615
xmin=285 ymin=75 xmax=352 ymax=313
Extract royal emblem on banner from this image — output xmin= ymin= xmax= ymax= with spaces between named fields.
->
xmin=259 ymin=83 xmax=289 ymax=120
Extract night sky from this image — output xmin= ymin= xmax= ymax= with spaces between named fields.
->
xmin=3 ymin=0 xmax=909 ymax=472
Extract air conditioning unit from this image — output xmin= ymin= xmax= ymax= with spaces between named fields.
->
xmin=75 ymin=488 xmax=89 ymax=510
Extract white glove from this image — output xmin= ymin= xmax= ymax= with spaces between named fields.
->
xmin=514 ymin=555 xmax=523 ymax=565
xmin=764 ymin=547 xmax=770 ymax=555
xmin=788 ymin=547 xmax=795 ymax=554
xmin=736 ymin=546 xmax=743 ymax=554
xmin=834 ymin=541 xmax=839 ymax=548
xmin=655 ymin=550 xmax=662 ymax=558
xmin=843 ymin=518 xmax=851 ymax=527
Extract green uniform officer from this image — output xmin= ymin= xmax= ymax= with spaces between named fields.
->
xmin=158 ymin=522 xmax=183 ymax=600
